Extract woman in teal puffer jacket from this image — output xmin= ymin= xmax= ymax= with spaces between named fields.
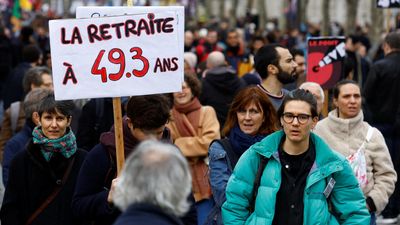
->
xmin=222 ymin=89 xmax=370 ymax=225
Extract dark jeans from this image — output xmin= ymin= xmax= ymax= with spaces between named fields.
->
xmin=370 ymin=212 xmax=376 ymax=225
xmin=373 ymin=123 xmax=400 ymax=217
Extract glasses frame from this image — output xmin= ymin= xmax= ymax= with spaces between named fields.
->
xmin=282 ymin=112 xmax=312 ymax=124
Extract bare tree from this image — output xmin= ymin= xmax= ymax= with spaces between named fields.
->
xmin=346 ymin=0 xmax=359 ymax=35
xmin=297 ymin=0 xmax=309 ymax=28
xmin=370 ymin=0 xmax=384 ymax=43
xmin=220 ymin=0 xmax=226 ymax=19
xmin=258 ymin=0 xmax=267 ymax=31
xmin=321 ymin=0 xmax=331 ymax=35
xmin=230 ymin=0 xmax=240 ymax=27
xmin=247 ymin=0 xmax=255 ymax=11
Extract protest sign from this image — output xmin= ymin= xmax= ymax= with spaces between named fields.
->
xmin=49 ymin=9 xmax=183 ymax=100
xmin=306 ymin=37 xmax=345 ymax=89
xmin=377 ymin=0 xmax=400 ymax=8
xmin=76 ymin=6 xmax=185 ymax=59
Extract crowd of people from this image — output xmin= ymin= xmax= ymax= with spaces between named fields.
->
xmin=0 ymin=7 xmax=399 ymax=225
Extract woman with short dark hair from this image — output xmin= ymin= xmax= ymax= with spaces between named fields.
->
xmin=0 ymin=94 xmax=87 ymax=225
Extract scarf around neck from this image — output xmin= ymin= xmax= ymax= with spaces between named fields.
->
xmin=172 ymin=97 xmax=202 ymax=137
xmin=32 ymin=126 xmax=77 ymax=162
xmin=228 ymin=124 xmax=266 ymax=156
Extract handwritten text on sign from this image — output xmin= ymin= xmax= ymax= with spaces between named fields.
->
xmin=49 ymin=11 xmax=182 ymax=100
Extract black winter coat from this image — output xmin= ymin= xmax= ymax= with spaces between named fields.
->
xmin=200 ymin=66 xmax=246 ymax=128
xmin=113 ymin=203 xmax=184 ymax=225
xmin=363 ymin=51 xmax=400 ymax=128
xmin=72 ymin=120 xmax=197 ymax=225
xmin=0 ymin=140 xmax=87 ymax=225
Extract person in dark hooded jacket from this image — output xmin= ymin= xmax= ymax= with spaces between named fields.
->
xmin=200 ymin=51 xmax=246 ymax=128
xmin=72 ymin=94 xmax=197 ymax=225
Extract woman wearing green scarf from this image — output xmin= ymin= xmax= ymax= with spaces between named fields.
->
xmin=0 ymin=93 xmax=87 ymax=225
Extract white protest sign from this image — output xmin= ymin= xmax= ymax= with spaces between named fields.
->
xmin=49 ymin=10 xmax=183 ymax=100
xmin=76 ymin=6 xmax=185 ymax=71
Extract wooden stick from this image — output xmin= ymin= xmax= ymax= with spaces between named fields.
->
xmin=113 ymin=97 xmax=125 ymax=174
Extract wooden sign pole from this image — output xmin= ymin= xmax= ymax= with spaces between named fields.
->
xmin=114 ymin=0 xmax=134 ymax=175
xmin=113 ymin=97 xmax=125 ymax=174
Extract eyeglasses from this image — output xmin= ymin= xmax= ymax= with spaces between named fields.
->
xmin=237 ymin=108 xmax=260 ymax=117
xmin=282 ymin=113 xmax=311 ymax=124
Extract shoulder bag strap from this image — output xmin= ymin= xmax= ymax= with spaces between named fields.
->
xmin=357 ymin=126 xmax=374 ymax=152
xmin=248 ymin=155 xmax=269 ymax=213
xmin=25 ymin=157 xmax=76 ymax=225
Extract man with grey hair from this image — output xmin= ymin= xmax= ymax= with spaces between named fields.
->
xmin=299 ymin=82 xmax=325 ymax=117
xmin=112 ymin=140 xmax=192 ymax=225
xmin=2 ymin=88 xmax=53 ymax=185
xmin=200 ymin=51 xmax=246 ymax=128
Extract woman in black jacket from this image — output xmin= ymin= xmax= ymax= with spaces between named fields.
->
xmin=0 ymin=93 xmax=87 ymax=225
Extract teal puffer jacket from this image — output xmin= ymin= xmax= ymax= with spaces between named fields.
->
xmin=222 ymin=131 xmax=370 ymax=225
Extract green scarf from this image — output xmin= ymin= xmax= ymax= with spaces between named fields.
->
xmin=32 ymin=126 xmax=77 ymax=162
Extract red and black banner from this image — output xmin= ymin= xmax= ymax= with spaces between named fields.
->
xmin=306 ymin=37 xmax=345 ymax=89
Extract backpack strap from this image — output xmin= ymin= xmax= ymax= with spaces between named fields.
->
xmin=248 ymin=155 xmax=269 ymax=213
xmin=211 ymin=138 xmax=239 ymax=171
xmin=10 ymin=101 xmax=21 ymax=135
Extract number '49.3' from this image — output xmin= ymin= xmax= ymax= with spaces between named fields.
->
xmin=91 ymin=47 xmax=149 ymax=83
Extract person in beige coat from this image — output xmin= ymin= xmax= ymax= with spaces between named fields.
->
xmin=166 ymin=72 xmax=221 ymax=225
xmin=314 ymin=80 xmax=396 ymax=225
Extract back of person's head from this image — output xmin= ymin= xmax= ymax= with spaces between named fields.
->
xmin=126 ymin=95 xmax=170 ymax=130
xmin=184 ymin=52 xmax=198 ymax=71
xmin=223 ymin=86 xmax=279 ymax=136
xmin=19 ymin=26 xmax=34 ymax=43
xmin=206 ymin=51 xmax=226 ymax=69
xmin=299 ymin=82 xmax=325 ymax=102
xmin=113 ymin=140 xmax=192 ymax=216
xmin=37 ymin=94 xmax=75 ymax=118
xmin=289 ymin=48 xmax=304 ymax=58
xmin=254 ymin=43 xmax=282 ymax=79
xmin=384 ymin=31 xmax=400 ymax=50
xmin=183 ymin=72 xmax=201 ymax=98
xmin=24 ymin=88 xmax=53 ymax=119
xmin=242 ymin=73 xmax=262 ymax=86
xmin=22 ymin=44 xmax=42 ymax=63
xmin=277 ymin=89 xmax=318 ymax=118
xmin=333 ymin=79 xmax=359 ymax=99
xmin=22 ymin=66 xmax=51 ymax=93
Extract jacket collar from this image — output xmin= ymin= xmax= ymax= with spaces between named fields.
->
xmin=251 ymin=130 xmax=345 ymax=169
xmin=325 ymin=109 xmax=364 ymax=133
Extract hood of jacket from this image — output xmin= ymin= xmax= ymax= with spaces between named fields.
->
xmin=204 ymin=66 xmax=245 ymax=94
xmin=250 ymin=130 xmax=346 ymax=173
xmin=100 ymin=117 xmax=171 ymax=159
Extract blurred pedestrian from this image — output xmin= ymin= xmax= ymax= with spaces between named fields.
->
xmin=200 ymin=51 xmax=246 ymax=128
xmin=167 ymin=73 xmax=220 ymax=225
xmin=299 ymin=82 xmax=324 ymax=117
xmin=363 ymin=31 xmax=400 ymax=224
